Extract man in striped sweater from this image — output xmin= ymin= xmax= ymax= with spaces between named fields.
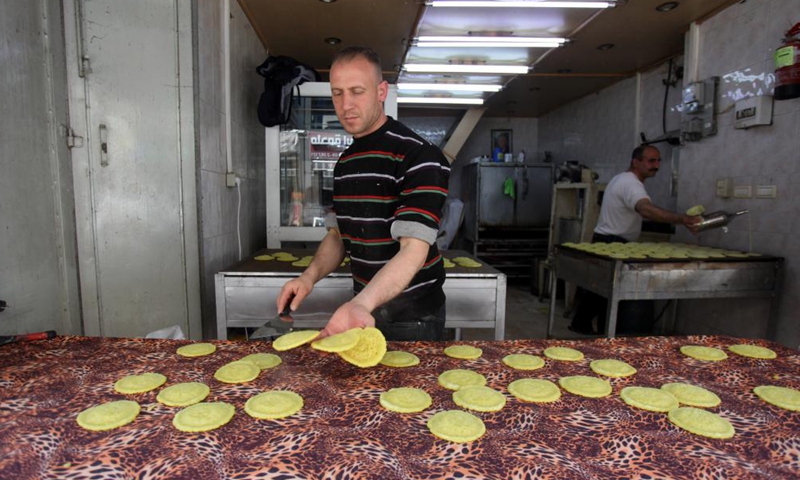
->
xmin=277 ymin=46 xmax=451 ymax=341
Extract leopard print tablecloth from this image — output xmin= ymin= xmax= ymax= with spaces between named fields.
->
xmin=0 ymin=335 xmax=797 ymax=479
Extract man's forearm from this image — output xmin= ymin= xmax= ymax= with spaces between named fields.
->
xmin=636 ymin=201 xmax=686 ymax=225
xmin=300 ymin=228 xmax=346 ymax=285
xmin=351 ymin=237 xmax=429 ymax=312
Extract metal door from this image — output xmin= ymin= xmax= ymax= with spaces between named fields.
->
xmin=64 ymin=0 xmax=199 ymax=338
xmin=477 ymin=164 xmax=515 ymax=227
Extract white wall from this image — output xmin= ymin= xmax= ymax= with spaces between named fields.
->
xmin=0 ymin=0 xmax=81 ymax=336
xmin=450 ymin=116 xmax=539 ymax=200
xmin=197 ymin=0 xmax=267 ymax=338
xmin=537 ymin=64 xmax=683 ymax=211
xmin=537 ymin=0 xmax=800 ymax=347
xmin=672 ymin=0 xmax=800 ymax=346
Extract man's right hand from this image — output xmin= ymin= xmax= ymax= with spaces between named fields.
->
xmin=682 ymin=214 xmax=702 ymax=234
xmin=276 ymin=274 xmax=315 ymax=314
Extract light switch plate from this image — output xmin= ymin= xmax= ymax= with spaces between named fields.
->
xmin=734 ymin=185 xmax=752 ymax=198
xmin=756 ymin=185 xmax=777 ymax=198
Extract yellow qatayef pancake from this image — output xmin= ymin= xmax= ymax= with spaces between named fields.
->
xmin=338 ymin=327 xmax=387 ymax=368
xmin=502 ymin=354 xmax=545 ymax=371
xmin=559 ymin=376 xmax=612 ymax=398
xmin=272 ymin=330 xmax=321 ymax=351
xmin=443 ymin=258 xmax=456 ymax=269
xmin=508 ymin=379 xmax=561 ymax=403
xmin=680 ymin=345 xmax=728 ymax=361
xmin=544 ymin=346 xmax=584 ymax=361
xmin=380 ymin=351 xmax=420 ymax=367
xmin=753 ymin=385 xmax=800 ymax=412
xmin=77 ymin=400 xmax=140 ymax=431
xmin=245 ymin=391 xmax=304 ymax=419
xmin=453 ymin=386 xmax=507 ymax=412
xmin=254 ymin=254 xmax=274 ymax=261
xmin=380 ymin=387 xmax=432 ymax=413
xmin=451 ymin=257 xmax=482 ymax=268
xmin=114 ymin=372 xmax=167 ymax=394
xmin=668 ymin=407 xmax=735 ymax=439
xmin=176 ymin=342 xmax=216 ymax=358
xmin=427 ymin=410 xmax=486 ymax=443
xmin=590 ymin=359 xmax=637 ymax=378
xmin=620 ymin=386 xmax=679 ymax=412
xmin=173 ymin=402 xmax=235 ymax=432
xmin=728 ymin=344 xmax=777 ymax=360
xmin=156 ymin=382 xmax=210 ymax=407
xmin=661 ymin=382 xmax=721 ymax=408
xmin=214 ymin=361 xmax=260 ymax=384
xmin=444 ymin=345 xmax=483 ymax=360
xmin=291 ymin=256 xmax=313 ymax=267
xmin=438 ymin=369 xmax=487 ymax=391
xmin=311 ymin=328 xmax=361 ymax=353
xmin=240 ymin=353 xmax=282 ymax=370
xmin=274 ymin=255 xmax=299 ymax=262
xmin=686 ymin=205 xmax=705 ymax=216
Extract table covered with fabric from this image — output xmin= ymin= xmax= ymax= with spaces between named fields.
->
xmin=0 ymin=334 xmax=797 ymax=479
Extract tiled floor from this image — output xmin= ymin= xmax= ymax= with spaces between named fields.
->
xmin=461 ymin=280 xmax=588 ymax=341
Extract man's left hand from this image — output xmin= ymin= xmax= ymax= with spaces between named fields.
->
xmin=319 ymin=301 xmax=375 ymax=338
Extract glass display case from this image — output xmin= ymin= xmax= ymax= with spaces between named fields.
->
xmin=266 ymin=83 xmax=397 ymax=247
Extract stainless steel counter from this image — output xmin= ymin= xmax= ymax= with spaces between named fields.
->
xmin=548 ymin=246 xmax=783 ymax=339
xmin=215 ymin=249 xmax=507 ymax=340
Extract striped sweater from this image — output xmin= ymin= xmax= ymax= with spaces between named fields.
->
xmin=329 ymin=117 xmax=450 ymax=316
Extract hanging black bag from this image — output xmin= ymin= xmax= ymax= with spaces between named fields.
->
xmin=256 ymin=55 xmax=320 ymax=127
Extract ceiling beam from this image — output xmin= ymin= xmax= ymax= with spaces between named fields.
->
xmin=441 ymin=107 xmax=486 ymax=163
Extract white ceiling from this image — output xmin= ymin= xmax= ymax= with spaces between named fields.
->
xmin=239 ymin=0 xmax=740 ymax=117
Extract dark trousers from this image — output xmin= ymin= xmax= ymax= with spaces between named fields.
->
xmin=373 ymin=303 xmax=447 ymax=341
xmin=570 ymin=233 xmax=629 ymax=334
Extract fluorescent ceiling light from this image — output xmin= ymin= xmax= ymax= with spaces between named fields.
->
xmin=417 ymin=36 xmax=567 ymax=43
xmin=397 ymin=83 xmax=503 ymax=92
xmin=404 ymin=64 xmax=529 ymax=74
xmin=427 ymin=1 xmax=614 ymax=8
xmin=416 ymin=42 xmax=562 ymax=48
xmin=398 ymin=97 xmax=485 ymax=105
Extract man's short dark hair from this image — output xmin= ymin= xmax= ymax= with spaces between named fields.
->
xmin=632 ymin=145 xmax=657 ymax=160
xmin=332 ymin=46 xmax=382 ymax=76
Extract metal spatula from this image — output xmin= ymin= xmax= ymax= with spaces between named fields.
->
xmin=250 ymin=302 xmax=295 ymax=341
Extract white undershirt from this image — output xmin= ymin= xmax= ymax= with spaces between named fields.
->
xmin=594 ymin=171 xmax=650 ymax=242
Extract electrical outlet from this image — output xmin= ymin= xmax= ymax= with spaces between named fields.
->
xmin=733 ymin=185 xmax=752 ymax=198
xmin=756 ymin=185 xmax=777 ymax=198
xmin=226 ymin=172 xmax=237 ymax=188
xmin=716 ymin=178 xmax=732 ymax=198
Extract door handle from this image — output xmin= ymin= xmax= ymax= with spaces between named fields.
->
xmin=99 ymin=124 xmax=109 ymax=167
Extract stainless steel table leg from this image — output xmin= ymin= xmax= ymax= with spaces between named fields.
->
xmin=495 ymin=274 xmax=507 ymax=341
xmin=766 ymin=260 xmax=783 ymax=341
xmin=604 ymin=261 xmax=622 ymax=339
xmin=605 ymin=298 xmax=619 ymax=339
xmin=215 ymin=273 xmax=228 ymax=340
xmin=669 ymin=299 xmax=679 ymax=334
xmin=547 ymin=268 xmax=558 ymax=339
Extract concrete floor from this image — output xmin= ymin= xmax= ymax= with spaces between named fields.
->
xmin=461 ymin=280 xmax=590 ymax=341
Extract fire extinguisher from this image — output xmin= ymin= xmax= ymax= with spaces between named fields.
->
xmin=775 ymin=22 xmax=800 ymax=100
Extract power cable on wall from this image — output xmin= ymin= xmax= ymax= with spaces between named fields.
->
xmin=662 ymin=58 xmax=673 ymax=136
xmin=236 ymin=177 xmax=242 ymax=261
